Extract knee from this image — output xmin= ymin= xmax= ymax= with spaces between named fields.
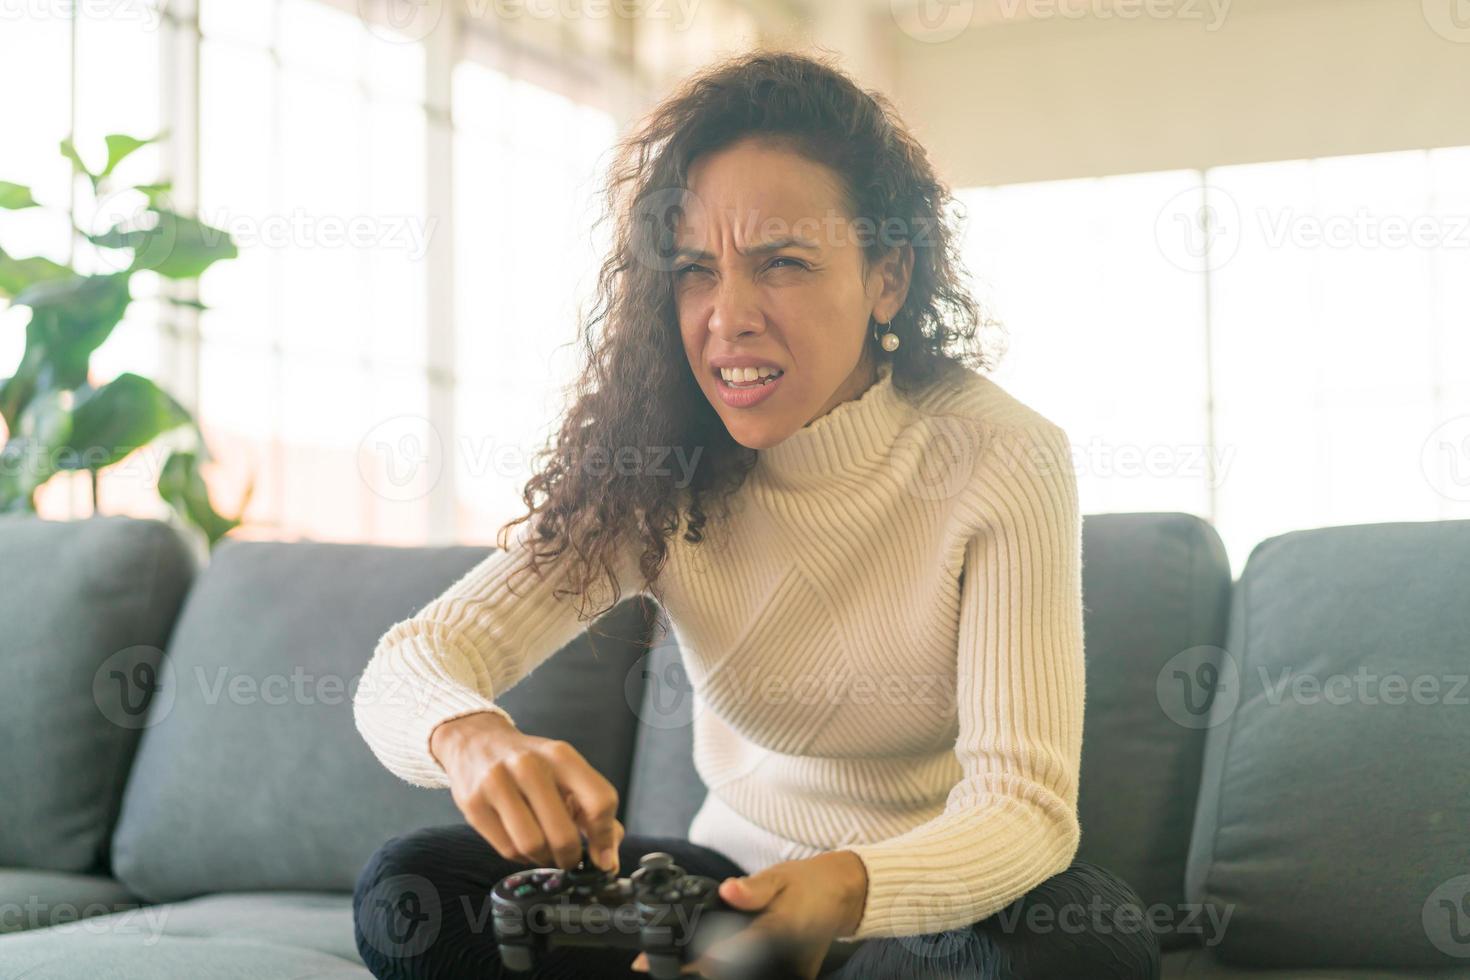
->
xmin=353 ymin=829 xmax=458 ymax=974
xmin=977 ymin=861 xmax=1160 ymax=980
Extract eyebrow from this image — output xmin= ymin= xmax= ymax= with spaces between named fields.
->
xmin=672 ymin=236 xmax=821 ymax=262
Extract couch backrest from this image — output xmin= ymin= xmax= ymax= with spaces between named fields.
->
xmin=109 ymin=536 xmax=654 ymax=902
xmin=0 ymin=516 xmax=196 ymax=875
xmin=1186 ymin=519 xmax=1470 ymax=969
xmin=1075 ymin=512 xmax=1233 ymax=948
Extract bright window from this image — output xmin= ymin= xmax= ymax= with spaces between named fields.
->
xmin=958 ymin=146 xmax=1470 ymax=573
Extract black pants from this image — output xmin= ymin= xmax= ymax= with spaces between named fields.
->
xmin=354 ymin=823 xmax=1160 ymax=980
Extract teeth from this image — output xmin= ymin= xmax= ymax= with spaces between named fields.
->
xmin=720 ymin=366 xmax=783 ymax=383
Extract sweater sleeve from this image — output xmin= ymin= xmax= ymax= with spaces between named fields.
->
xmin=839 ymin=421 xmax=1086 ymax=941
xmin=353 ymin=520 xmax=644 ymax=789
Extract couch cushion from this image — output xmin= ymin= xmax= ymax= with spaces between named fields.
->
xmin=624 ymin=608 xmax=709 ymax=837
xmin=110 ymin=538 xmax=655 ymax=902
xmin=0 ymin=892 xmax=368 ymax=979
xmin=0 ymin=869 xmax=140 ymax=934
xmin=1074 ymin=513 xmax=1233 ymax=950
xmin=1186 ymin=520 xmax=1470 ymax=968
xmin=0 ymin=516 xmax=196 ymax=873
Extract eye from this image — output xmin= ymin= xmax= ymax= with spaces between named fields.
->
xmin=768 ymin=256 xmax=806 ymax=270
xmin=675 ymin=263 xmax=706 ymax=277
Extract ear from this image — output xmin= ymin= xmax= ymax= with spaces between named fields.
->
xmin=872 ymin=243 xmax=914 ymax=324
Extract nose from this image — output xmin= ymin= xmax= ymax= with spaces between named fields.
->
xmin=707 ymin=272 xmax=764 ymax=340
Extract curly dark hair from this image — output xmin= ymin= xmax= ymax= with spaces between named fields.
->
xmin=496 ymin=49 xmax=1002 ymax=629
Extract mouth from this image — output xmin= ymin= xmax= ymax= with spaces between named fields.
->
xmin=715 ymin=365 xmax=785 ymax=389
xmin=711 ymin=364 xmax=786 ymax=408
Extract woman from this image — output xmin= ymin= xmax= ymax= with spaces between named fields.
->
xmin=352 ymin=50 xmax=1160 ymax=980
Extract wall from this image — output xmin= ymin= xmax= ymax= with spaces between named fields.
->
xmin=884 ymin=0 xmax=1470 ymax=186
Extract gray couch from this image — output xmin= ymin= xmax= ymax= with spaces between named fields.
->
xmin=1 ymin=512 xmax=1467 ymax=978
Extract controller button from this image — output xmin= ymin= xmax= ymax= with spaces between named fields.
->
xmin=656 ymin=887 xmax=682 ymax=901
xmin=504 ymin=874 xmax=527 ymax=889
xmin=513 ymin=883 xmax=538 ymax=898
xmin=543 ymin=874 xmax=564 ymax=891
xmin=682 ymin=879 xmax=709 ymax=895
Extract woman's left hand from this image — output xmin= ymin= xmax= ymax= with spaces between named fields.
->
xmin=630 ymin=849 xmax=868 ymax=980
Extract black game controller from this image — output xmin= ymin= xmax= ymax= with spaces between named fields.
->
xmin=491 ymin=839 xmax=804 ymax=979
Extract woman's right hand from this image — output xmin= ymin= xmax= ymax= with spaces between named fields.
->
xmin=429 ymin=711 xmax=624 ymax=874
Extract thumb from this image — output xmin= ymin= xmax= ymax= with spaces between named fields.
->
xmin=719 ymin=871 xmax=781 ymax=910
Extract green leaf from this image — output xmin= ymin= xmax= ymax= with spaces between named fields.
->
xmin=0 ymin=248 xmax=73 ymax=299
xmin=133 ymin=181 xmax=173 ymax=205
xmin=101 ymin=133 xmax=163 ymax=179
xmin=0 ymin=181 xmax=38 ymax=210
xmin=85 ymin=209 xmax=236 ymax=279
xmin=12 ymin=269 xmax=131 ymax=313
xmin=126 ymin=209 xmax=238 ymax=279
xmin=63 ymin=372 xmax=191 ymax=471
xmin=6 ymin=274 xmax=132 ymax=414
xmin=0 ymin=350 xmax=43 ymax=435
xmin=86 ymin=223 xmax=148 ymax=250
xmin=0 ymin=389 xmax=73 ymax=512
xmin=158 ymin=449 xmax=244 ymax=544
xmin=59 ymin=138 xmax=98 ymax=187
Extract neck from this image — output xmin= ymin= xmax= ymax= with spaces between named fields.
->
xmin=807 ymin=355 xmax=880 ymax=428
xmin=753 ymin=359 xmax=910 ymax=485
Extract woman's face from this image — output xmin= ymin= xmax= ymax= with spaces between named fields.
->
xmin=673 ymin=136 xmax=911 ymax=451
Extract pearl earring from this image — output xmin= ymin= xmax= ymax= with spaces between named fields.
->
xmin=873 ymin=317 xmax=900 ymax=353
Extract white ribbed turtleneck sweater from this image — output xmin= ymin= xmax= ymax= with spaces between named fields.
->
xmin=353 ymin=359 xmax=1086 ymax=942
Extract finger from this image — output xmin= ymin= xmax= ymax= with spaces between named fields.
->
xmin=510 ymin=751 xmax=583 ymax=868
xmin=458 ymin=788 xmax=518 ymax=862
xmin=631 ymin=951 xmax=648 ymax=972
xmin=484 ymin=763 xmax=552 ymax=866
xmin=609 ymin=819 xmax=625 ymax=874
xmin=547 ymin=744 xmax=621 ymax=867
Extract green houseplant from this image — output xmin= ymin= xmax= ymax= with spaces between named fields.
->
xmin=0 ymin=131 xmax=252 ymax=548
